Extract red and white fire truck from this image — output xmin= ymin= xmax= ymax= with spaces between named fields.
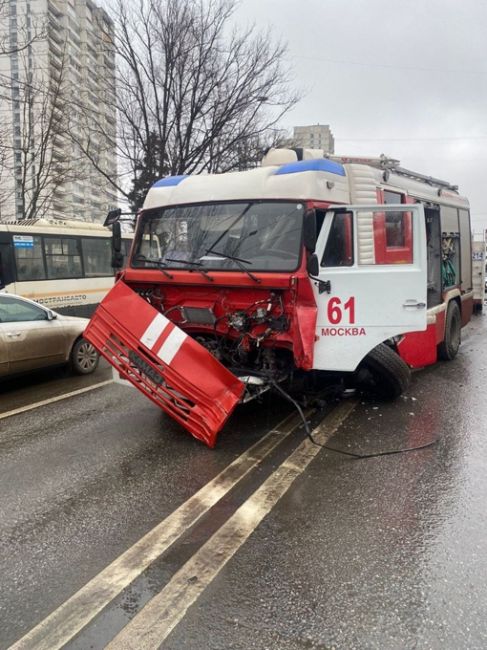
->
xmin=85 ymin=149 xmax=473 ymax=447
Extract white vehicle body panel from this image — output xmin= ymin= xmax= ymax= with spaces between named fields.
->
xmin=311 ymin=205 xmax=427 ymax=372
xmin=472 ymin=238 xmax=486 ymax=303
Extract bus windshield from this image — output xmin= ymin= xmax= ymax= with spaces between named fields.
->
xmin=133 ymin=201 xmax=305 ymax=272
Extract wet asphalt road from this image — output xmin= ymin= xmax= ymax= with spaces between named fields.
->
xmin=1 ymin=314 xmax=487 ymax=649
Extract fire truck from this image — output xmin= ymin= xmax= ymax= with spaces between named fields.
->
xmin=85 ymin=149 xmax=473 ymax=447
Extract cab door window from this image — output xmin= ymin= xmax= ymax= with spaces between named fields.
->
xmin=372 ymin=191 xmax=413 ymax=264
xmin=321 ymin=212 xmax=354 ymax=267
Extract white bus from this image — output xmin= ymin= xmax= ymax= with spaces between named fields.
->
xmin=0 ymin=218 xmax=132 ymax=317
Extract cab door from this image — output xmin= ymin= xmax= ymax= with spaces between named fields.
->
xmin=311 ymin=204 xmax=427 ymax=371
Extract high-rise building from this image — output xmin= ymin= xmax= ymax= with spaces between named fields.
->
xmin=292 ymin=124 xmax=335 ymax=153
xmin=0 ymin=0 xmax=117 ymax=222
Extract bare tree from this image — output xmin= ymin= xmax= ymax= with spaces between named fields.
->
xmin=0 ymin=118 xmax=13 ymax=214
xmin=0 ymin=42 xmax=79 ymax=221
xmin=0 ymin=1 xmax=73 ymax=221
xmin=0 ymin=0 xmax=44 ymax=56
xmin=75 ymin=0 xmax=298 ymax=210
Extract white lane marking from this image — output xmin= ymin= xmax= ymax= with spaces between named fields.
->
xmin=157 ymin=327 xmax=187 ymax=365
xmin=0 ymin=380 xmax=113 ymax=421
xmin=106 ymin=400 xmax=357 ymax=649
xmin=140 ymin=313 xmax=170 ymax=349
xmin=9 ymin=410 xmax=309 ymax=650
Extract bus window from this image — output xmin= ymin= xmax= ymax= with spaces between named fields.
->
xmin=45 ymin=237 xmax=82 ymax=279
xmin=0 ymin=242 xmax=15 ymax=289
xmin=82 ymin=237 xmax=112 ymax=277
xmin=14 ymin=235 xmax=47 ymax=281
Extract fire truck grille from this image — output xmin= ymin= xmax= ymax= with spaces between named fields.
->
xmin=84 ymin=315 xmax=228 ymax=439
xmin=104 ymin=333 xmax=196 ymax=417
xmin=83 ymin=282 xmax=245 ymax=447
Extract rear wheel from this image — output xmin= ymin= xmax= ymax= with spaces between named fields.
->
xmin=355 ymin=343 xmax=411 ymax=400
xmin=70 ymin=338 xmax=99 ymax=375
xmin=437 ymin=301 xmax=461 ymax=360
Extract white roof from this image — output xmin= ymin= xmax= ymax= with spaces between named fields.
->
xmin=143 ymin=151 xmax=469 ymax=212
xmin=143 ymin=161 xmax=350 ymax=210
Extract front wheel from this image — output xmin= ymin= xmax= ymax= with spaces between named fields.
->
xmin=355 ymin=343 xmax=411 ymax=400
xmin=437 ymin=301 xmax=461 ymax=360
xmin=70 ymin=338 xmax=100 ymax=375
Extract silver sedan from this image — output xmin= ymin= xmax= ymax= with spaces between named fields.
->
xmin=0 ymin=293 xmax=99 ymax=378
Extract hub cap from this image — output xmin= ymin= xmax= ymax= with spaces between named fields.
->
xmin=76 ymin=342 xmax=98 ymax=371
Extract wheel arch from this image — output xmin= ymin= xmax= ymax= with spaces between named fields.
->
xmin=69 ymin=333 xmax=85 ymax=360
xmin=437 ymin=298 xmax=462 ymax=361
xmin=69 ymin=334 xmax=100 ymax=375
xmin=355 ymin=341 xmax=411 ymax=400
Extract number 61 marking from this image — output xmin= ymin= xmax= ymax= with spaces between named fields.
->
xmin=327 ymin=296 xmax=355 ymax=325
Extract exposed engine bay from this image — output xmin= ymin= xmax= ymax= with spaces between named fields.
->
xmin=132 ymin=284 xmax=298 ymax=402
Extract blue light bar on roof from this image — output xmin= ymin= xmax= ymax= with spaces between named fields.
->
xmin=152 ymin=174 xmax=189 ymax=188
xmin=274 ymin=159 xmax=345 ymax=177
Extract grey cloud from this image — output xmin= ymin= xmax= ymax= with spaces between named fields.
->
xmin=237 ymin=0 xmax=487 ymax=228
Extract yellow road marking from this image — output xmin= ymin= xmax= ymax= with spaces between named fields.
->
xmin=9 ymin=409 xmax=311 ymax=650
xmin=106 ymin=400 xmax=357 ymax=649
xmin=0 ymin=380 xmax=113 ymax=421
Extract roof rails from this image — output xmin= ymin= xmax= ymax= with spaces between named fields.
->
xmin=391 ymin=165 xmax=459 ymax=192
xmin=325 ymin=153 xmax=399 ymax=169
xmin=325 ymin=153 xmax=458 ymax=192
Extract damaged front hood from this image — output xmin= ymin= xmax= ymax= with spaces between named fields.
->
xmin=84 ymin=281 xmax=244 ymax=447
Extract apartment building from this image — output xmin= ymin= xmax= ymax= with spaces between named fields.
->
xmin=292 ymin=124 xmax=335 ymax=153
xmin=0 ymin=0 xmax=117 ymax=222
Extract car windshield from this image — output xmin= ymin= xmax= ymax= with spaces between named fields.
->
xmin=132 ymin=201 xmax=304 ymax=272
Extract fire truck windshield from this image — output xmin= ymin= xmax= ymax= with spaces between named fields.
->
xmin=132 ymin=201 xmax=304 ymax=272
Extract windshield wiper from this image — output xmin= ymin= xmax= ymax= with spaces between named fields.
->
xmin=205 ymin=248 xmax=261 ymax=284
xmin=133 ymin=255 xmax=173 ymax=279
xmin=165 ymin=258 xmax=214 ymax=282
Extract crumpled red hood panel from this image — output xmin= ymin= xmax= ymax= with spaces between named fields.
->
xmin=84 ymin=281 xmax=244 ymax=447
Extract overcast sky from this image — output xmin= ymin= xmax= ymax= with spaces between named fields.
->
xmin=236 ymin=0 xmax=487 ymax=233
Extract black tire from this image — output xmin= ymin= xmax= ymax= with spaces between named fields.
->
xmin=70 ymin=338 xmax=100 ymax=375
xmin=437 ymin=301 xmax=461 ymax=361
xmin=355 ymin=343 xmax=411 ymax=400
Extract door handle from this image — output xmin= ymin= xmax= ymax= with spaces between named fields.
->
xmin=6 ymin=332 xmax=22 ymax=338
xmin=402 ymin=301 xmax=426 ymax=309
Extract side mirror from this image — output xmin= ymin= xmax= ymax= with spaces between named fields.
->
xmin=104 ymin=208 xmax=122 ymax=227
xmin=303 ymin=209 xmax=317 ymax=252
xmin=307 ymin=252 xmax=319 ymax=277
xmin=112 ymin=221 xmax=124 ymax=269
xmin=46 ymin=309 xmax=57 ymax=320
